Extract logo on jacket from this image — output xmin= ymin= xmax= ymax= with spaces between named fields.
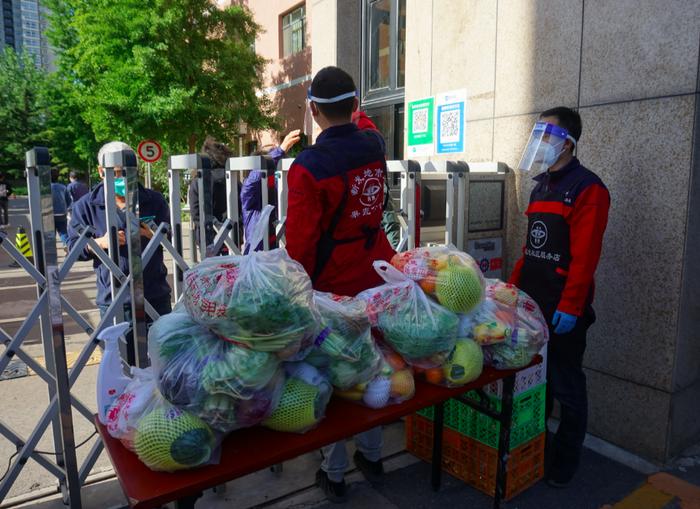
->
xmin=360 ymin=177 xmax=381 ymax=207
xmin=529 ymin=220 xmax=548 ymax=249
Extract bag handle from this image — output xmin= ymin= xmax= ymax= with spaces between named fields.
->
xmin=248 ymin=204 xmax=275 ymax=253
xmin=372 ymin=260 xmax=410 ymax=284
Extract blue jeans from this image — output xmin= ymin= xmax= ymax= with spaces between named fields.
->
xmin=321 ymin=427 xmax=383 ymax=482
xmin=545 ymin=307 xmax=595 ymax=477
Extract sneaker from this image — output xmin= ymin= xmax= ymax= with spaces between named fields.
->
xmin=353 ymin=450 xmax=384 ymax=486
xmin=315 ymin=469 xmax=347 ymax=503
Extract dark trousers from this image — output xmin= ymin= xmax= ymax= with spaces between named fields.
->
xmin=545 ymin=307 xmax=595 ymax=476
xmin=54 ymin=215 xmax=68 ymax=244
xmin=99 ymin=296 xmax=172 ymax=365
xmin=0 ymin=199 xmax=8 ymax=226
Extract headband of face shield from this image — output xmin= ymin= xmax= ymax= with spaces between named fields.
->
xmin=303 ymin=88 xmax=358 ymax=135
xmin=517 ymin=122 xmax=577 ymax=172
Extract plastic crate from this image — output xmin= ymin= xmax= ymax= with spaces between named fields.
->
xmin=416 ymin=383 xmax=545 ymax=451
xmin=405 ymin=414 xmax=545 ymax=500
xmin=483 ymin=352 xmax=547 ymax=398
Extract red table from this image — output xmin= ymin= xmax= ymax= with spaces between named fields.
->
xmin=97 ymin=358 xmax=541 ymax=509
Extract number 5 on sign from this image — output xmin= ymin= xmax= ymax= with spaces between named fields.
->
xmin=137 ymin=140 xmax=162 ymax=163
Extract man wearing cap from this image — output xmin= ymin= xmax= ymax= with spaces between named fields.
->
xmin=67 ymin=142 xmax=172 ymax=340
xmin=509 ymin=107 xmax=610 ymax=488
xmin=285 ymin=66 xmax=396 ymax=502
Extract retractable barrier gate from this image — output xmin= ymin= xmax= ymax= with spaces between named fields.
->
xmin=0 ymin=147 xmax=196 ymax=507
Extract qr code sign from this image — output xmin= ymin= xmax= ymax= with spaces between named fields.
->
xmin=440 ymin=109 xmax=461 ymax=142
xmin=412 ymin=108 xmax=429 ymax=134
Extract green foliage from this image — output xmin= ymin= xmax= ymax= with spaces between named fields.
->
xmin=45 ymin=0 xmax=275 ymax=154
xmin=0 ymin=48 xmax=50 ymax=179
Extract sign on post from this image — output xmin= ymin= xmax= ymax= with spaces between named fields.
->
xmin=137 ymin=140 xmax=162 ymax=189
xmin=407 ymin=97 xmax=434 ymax=157
xmin=137 ymin=140 xmax=162 ymax=163
xmin=436 ymin=89 xmax=466 ymax=154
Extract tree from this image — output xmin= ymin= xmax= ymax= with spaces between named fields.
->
xmin=0 ymin=48 xmax=50 ymax=179
xmin=45 ymin=0 xmax=275 ymax=155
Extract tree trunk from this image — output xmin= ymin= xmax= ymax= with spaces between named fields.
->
xmin=188 ymin=133 xmax=197 ymax=153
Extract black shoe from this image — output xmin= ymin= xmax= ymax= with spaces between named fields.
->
xmin=316 ymin=469 xmax=347 ymax=503
xmin=545 ymin=467 xmax=575 ymax=489
xmin=353 ymin=450 xmax=384 ymax=486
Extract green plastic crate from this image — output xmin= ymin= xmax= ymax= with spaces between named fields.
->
xmin=416 ymin=383 xmax=545 ymax=451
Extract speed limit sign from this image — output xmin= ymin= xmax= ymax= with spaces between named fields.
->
xmin=137 ymin=140 xmax=162 ymax=163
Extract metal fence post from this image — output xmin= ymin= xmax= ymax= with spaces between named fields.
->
xmin=26 ymin=147 xmax=82 ymax=507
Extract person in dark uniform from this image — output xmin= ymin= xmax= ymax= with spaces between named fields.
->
xmin=509 ymin=107 xmax=610 ymax=488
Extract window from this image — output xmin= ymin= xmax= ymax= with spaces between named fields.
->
xmin=281 ymin=5 xmax=305 ymax=58
xmin=362 ymin=0 xmax=406 ymax=104
xmin=361 ymin=0 xmax=406 ymax=158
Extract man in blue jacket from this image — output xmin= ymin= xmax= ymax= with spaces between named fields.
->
xmin=67 ymin=142 xmax=172 ymax=333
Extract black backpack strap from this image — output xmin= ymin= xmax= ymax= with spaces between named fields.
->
xmin=312 ymin=172 xmax=351 ymax=282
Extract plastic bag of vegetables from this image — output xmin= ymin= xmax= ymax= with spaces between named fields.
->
xmin=262 ymin=363 xmax=332 ymax=433
xmin=105 ymin=367 xmax=218 ymax=472
xmin=390 ymin=246 xmax=485 ymax=314
xmin=182 ymin=206 xmax=320 ymax=359
xmin=357 ymin=261 xmax=459 ymax=368
xmin=334 ymin=341 xmax=415 ymax=408
xmin=305 ymin=292 xmax=383 ymax=390
xmin=148 ymin=312 xmax=285 ymax=433
xmin=478 ymin=280 xmax=549 ymax=369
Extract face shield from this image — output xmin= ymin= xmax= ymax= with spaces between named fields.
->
xmin=303 ymin=88 xmax=358 ymax=136
xmin=517 ymin=121 xmax=576 ymax=172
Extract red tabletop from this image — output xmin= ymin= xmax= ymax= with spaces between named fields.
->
xmin=97 ymin=359 xmax=541 ymax=509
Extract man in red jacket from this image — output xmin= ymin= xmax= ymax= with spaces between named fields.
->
xmin=286 ymin=66 xmax=395 ymax=502
xmin=510 ymin=107 xmax=609 ymax=488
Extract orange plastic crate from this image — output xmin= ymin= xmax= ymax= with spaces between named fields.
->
xmin=405 ymin=414 xmax=545 ymax=500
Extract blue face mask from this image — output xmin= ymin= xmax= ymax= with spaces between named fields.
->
xmin=114 ymin=177 xmax=126 ymax=197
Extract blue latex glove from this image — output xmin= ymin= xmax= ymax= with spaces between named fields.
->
xmin=552 ymin=310 xmax=577 ymax=335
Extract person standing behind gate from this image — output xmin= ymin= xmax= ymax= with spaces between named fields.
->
xmin=509 ymin=107 xmax=610 ymax=488
xmin=67 ymin=142 xmax=172 ymax=326
xmin=285 ymin=66 xmax=396 ymax=503
xmin=240 ymin=129 xmax=302 ymax=253
xmin=0 ymin=172 xmax=13 ymax=230
xmin=51 ymin=169 xmax=72 ymax=245
xmin=67 ymin=170 xmax=90 ymax=203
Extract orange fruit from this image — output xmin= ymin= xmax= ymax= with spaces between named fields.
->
xmin=425 ymin=367 xmax=444 ymax=385
xmin=419 ymin=278 xmax=436 ymax=295
xmin=384 ymin=350 xmax=407 ymax=371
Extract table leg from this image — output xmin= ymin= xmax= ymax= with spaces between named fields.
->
xmin=174 ymin=491 xmax=202 ymax=509
xmin=493 ymin=374 xmax=515 ymax=509
xmin=431 ymin=401 xmax=445 ymax=492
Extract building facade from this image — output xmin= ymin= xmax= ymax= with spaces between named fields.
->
xmin=1 ymin=0 xmax=55 ymax=70
xmin=311 ymin=0 xmax=700 ymax=464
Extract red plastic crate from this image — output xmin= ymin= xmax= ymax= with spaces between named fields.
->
xmin=405 ymin=414 xmax=545 ymax=500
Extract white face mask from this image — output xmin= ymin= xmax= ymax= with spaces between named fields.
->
xmin=537 ymin=141 xmax=564 ymax=168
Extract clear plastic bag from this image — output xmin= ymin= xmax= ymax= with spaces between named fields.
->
xmin=148 ymin=312 xmax=285 ymax=433
xmin=305 ymin=292 xmax=383 ymax=390
xmin=262 ymin=363 xmax=332 ymax=433
xmin=357 ymin=261 xmax=459 ymax=368
xmin=390 ymin=246 xmax=485 ymax=314
xmin=105 ymin=367 xmax=218 ymax=472
xmin=182 ymin=206 xmax=320 ymax=359
xmin=334 ymin=340 xmax=415 ymax=408
xmin=420 ymin=338 xmax=484 ymax=387
xmin=479 ymin=280 xmax=549 ymax=370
